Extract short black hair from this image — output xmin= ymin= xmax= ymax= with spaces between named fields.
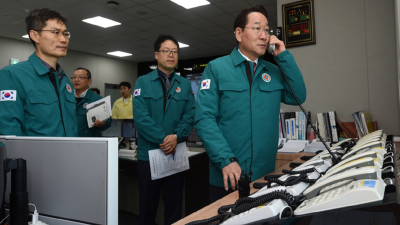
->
xmin=75 ymin=67 xmax=92 ymax=79
xmin=233 ymin=5 xmax=268 ymax=43
xmin=154 ymin=34 xmax=179 ymax=52
xmin=25 ymin=8 xmax=68 ymax=47
xmin=91 ymin=88 xmax=100 ymax=95
xmin=119 ymin=81 xmax=131 ymax=89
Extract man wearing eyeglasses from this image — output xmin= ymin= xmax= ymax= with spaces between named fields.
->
xmin=133 ymin=34 xmax=195 ymax=225
xmin=194 ymin=5 xmax=307 ymax=202
xmin=0 ymin=8 xmax=77 ymax=136
xmin=72 ymin=67 xmax=111 ymax=137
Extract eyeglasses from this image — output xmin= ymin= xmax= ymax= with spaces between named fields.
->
xmin=243 ymin=27 xmax=270 ymax=35
xmin=35 ymin=30 xmax=71 ymax=39
xmin=70 ymin=76 xmax=89 ymax=80
xmin=159 ymin=49 xmax=178 ymax=56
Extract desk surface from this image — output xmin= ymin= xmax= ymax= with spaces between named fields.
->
xmin=173 ymin=152 xmax=314 ymax=225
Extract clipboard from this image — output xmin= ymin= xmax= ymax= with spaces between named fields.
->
xmin=86 ymin=101 xmax=110 ymax=128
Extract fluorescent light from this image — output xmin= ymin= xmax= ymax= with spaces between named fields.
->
xmin=82 ymin=16 xmax=121 ymax=28
xmin=171 ymin=0 xmax=210 ymax=9
xmin=22 ymin=34 xmax=29 ymax=38
xmin=107 ymin=51 xmax=132 ymax=57
xmin=149 ymin=65 xmax=157 ymax=70
xmin=178 ymin=42 xmax=189 ymax=48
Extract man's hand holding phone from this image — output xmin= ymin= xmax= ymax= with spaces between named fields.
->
xmin=269 ymin=35 xmax=286 ymax=56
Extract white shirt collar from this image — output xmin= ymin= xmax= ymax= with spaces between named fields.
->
xmin=74 ymin=88 xmax=89 ymax=98
xmin=238 ymin=48 xmax=259 ymax=64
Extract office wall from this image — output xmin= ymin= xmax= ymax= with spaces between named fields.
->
xmin=0 ymin=36 xmax=137 ymax=97
xmin=277 ymin=0 xmax=400 ymax=135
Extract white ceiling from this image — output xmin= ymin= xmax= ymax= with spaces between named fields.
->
xmin=0 ymin=0 xmax=277 ymax=62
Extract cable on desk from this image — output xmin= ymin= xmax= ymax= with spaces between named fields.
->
xmin=253 ymin=182 xmax=268 ymax=189
xmin=185 ymin=204 xmax=233 ymax=225
xmin=231 ymin=190 xmax=296 ymax=215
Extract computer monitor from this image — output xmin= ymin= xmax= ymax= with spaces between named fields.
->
xmin=102 ymin=119 xmax=122 ymax=137
xmin=122 ymin=119 xmax=136 ymax=138
xmin=2 ymin=136 xmax=118 ymax=224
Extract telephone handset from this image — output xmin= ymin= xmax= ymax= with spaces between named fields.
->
xmin=327 ymin=150 xmax=380 ymax=174
xmin=302 ymin=166 xmax=378 ymax=199
xmin=267 ymin=44 xmax=275 ymax=55
xmin=342 ymin=146 xmax=386 ymax=160
xmin=323 ymin=157 xmax=375 ymax=179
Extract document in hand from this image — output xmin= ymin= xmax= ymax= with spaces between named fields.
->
xmin=86 ymin=96 xmax=112 ymax=128
xmin=148 ymin=143 xmax=190 ymax=180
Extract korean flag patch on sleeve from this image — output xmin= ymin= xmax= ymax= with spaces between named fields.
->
xmin=134 ymin=89 xmax=141 ymax=97
xmin=1 ymin=90 xmax=17 ymax=101
xmin=200 ymin=79 xmax=211 ymax=90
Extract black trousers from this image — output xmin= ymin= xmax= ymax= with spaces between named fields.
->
xmin=209 ymin=184 xmax=234 ymax=204
xmin=137 ymin=160 xmax=184 ymax=225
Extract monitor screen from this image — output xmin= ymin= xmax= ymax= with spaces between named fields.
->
xmin=102 ymin=119 xmax=122 ymax=137
xmin=122 ymin=119 xmax=136 ymax=138
xmin=186 ymin=73 xmax=202 ymax=101
xmin=187 ymin=128 xmax=202 ymax=143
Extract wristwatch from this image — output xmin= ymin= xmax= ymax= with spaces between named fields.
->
xmin=173 ymin=134 xmax=179 ymax=140
xmin=229 ymin=157 xmax=239 ymax=163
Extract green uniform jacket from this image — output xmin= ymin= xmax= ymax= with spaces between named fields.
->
xmin=133 ymin=69 xmax=195 ymax=161
xmin=0 ymin=53 xmax=77 ymax=137
xmin=194 ymin=47 xmax=307 ymax=188
xmin=76 ymin=88 xmax=112 ymax=137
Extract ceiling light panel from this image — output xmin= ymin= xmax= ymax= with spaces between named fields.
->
xmin=178 ymin=42 xmax=189 ymax=48
xmin=170 ymin=0 xmax=210 ymax=9
xmin=82 ymin=16 xmax=121 ymax=28
xmin=22 ymin=34 xmax=29 ymax=38
xmin=107 ymin=51 xmax=132 ymax=57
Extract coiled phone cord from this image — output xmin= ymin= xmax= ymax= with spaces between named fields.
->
xmin=185 ymin=204 xmax=233 ymax=225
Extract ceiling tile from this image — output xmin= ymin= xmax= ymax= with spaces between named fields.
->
xmin=214 ymin=0 xmax=251 ymax=13
xmin=203 ymin=26 xmax=232 ymax=35
xmin=186 ymin=19 xmax=218 ymax=30
xmin=101 ymin=11 xmax=141 ymax=24
xmin=126 ymin=20 xmax=160 ymax=30
xmin=183 ymin=30 xmax=211 ymax=39
xmin=91 ymin=0 xmax=138 ymax=8
xmin=247 ymin=0 xmax=276 ymax=6
xmin=13 ymin=0 xmax=67 ymax=10
xmin=144 ymin=1 xmax=185 ymax=14
xmin=189 ymin=4 xmax=227 ymax=18
xmin=72 ymin=1 xmax=117 ymax=14
xmin=166 ymin=10 xmax=202 ymax=22
xmin=122 ymin=5 xmax=161 ymax=19
xmin=162 ymin=24 xmax=197 ymax=33
xmin=207 ymin=14 xmax=235 ymax=26
xmin=145 ymin=15 xmax=181 ymax=26
xmin=52 ymin=0 xmax=88 ymax=6
xmin=131 ymin=0 xmax=160 ymax=4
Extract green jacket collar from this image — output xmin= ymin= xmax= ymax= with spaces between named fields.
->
xmin=230 ymin=47 xmax=267 ymax=68
xmin=28 ymin=52 xmax=67 ymax=77
xmin=150 ymin=67 xmax=181 ymax=84
xmin=83 ymin=88 xmax=93 ymax=101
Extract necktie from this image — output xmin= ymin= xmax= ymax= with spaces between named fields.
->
xmin=253 ymin=62 xmax=257 ymax=75
xmin=164 ymin=75 xmax=170 ymax=90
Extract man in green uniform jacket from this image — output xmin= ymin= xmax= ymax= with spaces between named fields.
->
xmin=194 ymin=5 xmax=307 ymax=202
xmin=73 ymin=67 xmax=111 ymax=137
xmin=0 ymin=8 xmax=77 ymax=137
xmin=133 ymin=35 xmax=195 ymax=225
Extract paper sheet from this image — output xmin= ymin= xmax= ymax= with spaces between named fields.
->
xmin=148 ymin=142 xmax=190 ymax=180
xmin=278 ymin=140 xmax=310 ymax=153
xmin=86 ymin=95 xmax=112 ymax=117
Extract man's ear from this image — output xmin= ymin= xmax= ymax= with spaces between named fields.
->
xmin=88 ymin=79 xmax=93 ymax=86
xmin=29 ymin=30 xmax=40 ymax=44
xmin=155 ymin=51 xmax=159 ymax=60
xmin=235 ymin=27 xmax=243 ymax=43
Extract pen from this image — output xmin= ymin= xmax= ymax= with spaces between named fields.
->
xmin=172 ymin=152 xmax=175 ymax=160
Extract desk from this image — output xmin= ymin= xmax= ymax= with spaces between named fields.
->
xmin=118 ymin=146 xmax=210 ymax=225
xmin=275 ymin=152 xmax=311 ymax=169
xmin=173 ymin=152 xmax=314 ymax=225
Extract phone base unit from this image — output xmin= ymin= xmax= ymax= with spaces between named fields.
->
xmin=294 ymin=179 xmax=385 ymax=216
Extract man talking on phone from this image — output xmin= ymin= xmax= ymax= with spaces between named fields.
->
xmin=194 ymin=5 xmax=307 ymax=203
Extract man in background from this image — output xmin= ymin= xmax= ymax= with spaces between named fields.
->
xmin=72 ymin=67 xmax=111 ymax=137
xmin=133 ymin=34 xmax=195 ymax=225
xmin=112 ymin=81 xmax=133 ymax=119
xmin=0 ymin=8 xmax=77 ymax=136
xmin=91 ymin=87 xmax=100 ymax=95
